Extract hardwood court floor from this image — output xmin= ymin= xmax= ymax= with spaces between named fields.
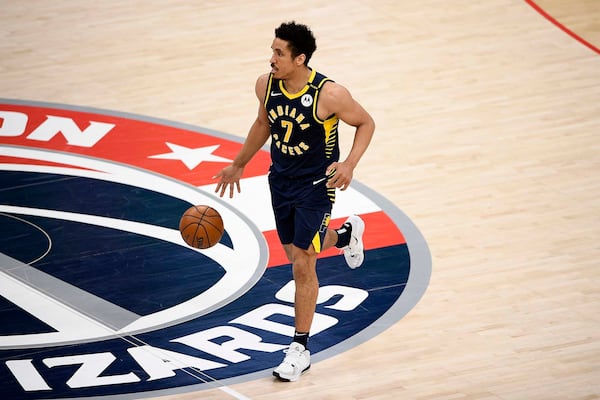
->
xmin=1 ymin=1 xmax=599 ymax=399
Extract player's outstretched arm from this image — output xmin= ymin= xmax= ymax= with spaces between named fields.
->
xmin=214 ymin=75 xmax=271 ymax=198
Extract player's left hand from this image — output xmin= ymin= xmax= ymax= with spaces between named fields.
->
xmin=325 ymin=162 xmax=353 ymax=190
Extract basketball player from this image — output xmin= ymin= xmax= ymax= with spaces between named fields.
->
xmin=214 ymin=21 xmax=375 ymax=382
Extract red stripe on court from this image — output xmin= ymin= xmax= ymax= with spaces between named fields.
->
xmin=264 ymin=211 xmax=406 ymax=268
xmin=524 ymin=0 xmax=600 ymax=55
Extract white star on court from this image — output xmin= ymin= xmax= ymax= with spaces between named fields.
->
xmin=149 ymin=142 xmax=232 ymax=170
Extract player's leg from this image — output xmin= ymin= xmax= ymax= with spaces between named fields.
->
xmin=278 ymin=243 xmax=320 ymax=334
xmin=317 ymin=215 xmax=365 ymax=269
xmin=314 ymin=180 xmax=366 ymax=268
xmin=273 ymin=200 xmax=328 ymax=382
xmin=272 ymin=244 xmax=315 ymax=381
xmin=332 ymin=215 xmax=365 ymax=269
xmin=289 ymin=244 xmax=319 ymax=334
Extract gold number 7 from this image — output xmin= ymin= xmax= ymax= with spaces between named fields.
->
xmin=281 ymin=120 xmax=294 ymax=143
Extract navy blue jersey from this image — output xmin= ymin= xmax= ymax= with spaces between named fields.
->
xmin=264 ymin=69 xmax=340 ymax=178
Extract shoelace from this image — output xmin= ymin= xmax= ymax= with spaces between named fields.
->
xmin=284 ymin=348 xmax=301 ymax=355
xmin=282 ymin=347 xmax=303 ymax=361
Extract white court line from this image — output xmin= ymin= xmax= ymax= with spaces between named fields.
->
xmin=220 ymin=385 xmax=252 ymax=400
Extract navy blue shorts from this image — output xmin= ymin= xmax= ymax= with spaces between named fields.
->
xmin=268 ymin=172 xmax=336 ymax=252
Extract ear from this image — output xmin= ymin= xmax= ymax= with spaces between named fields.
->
xmin=295 ymin=53 xmax=306 ymax=66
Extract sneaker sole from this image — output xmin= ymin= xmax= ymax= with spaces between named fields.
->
xmin=345 ymin=215 xmax=365 ymax=268
xmin=273 ymin=364 xmax=311 ymax=382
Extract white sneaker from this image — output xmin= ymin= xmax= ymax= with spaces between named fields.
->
xmin=342 ymin=215 xmax=365 ymax=269
xmin=272 ymin=342 xmax=311 ymax=382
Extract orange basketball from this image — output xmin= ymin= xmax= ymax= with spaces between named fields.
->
xmin=179 ymin=205 xmax=224 ymax=249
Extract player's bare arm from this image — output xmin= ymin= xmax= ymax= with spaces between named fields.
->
xmin=214 ymin=74 xmax=271 ymax=198
xmin=319 ymin=82 xmax=375 ymax=190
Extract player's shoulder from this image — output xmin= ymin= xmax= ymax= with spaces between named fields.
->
xmin=319 ymin=80 xmax=352 ymax=104
xmin=255 ymin=73 xmax=271 ymax=101
xmin=256 ymin=73 xmax=271 ymax=88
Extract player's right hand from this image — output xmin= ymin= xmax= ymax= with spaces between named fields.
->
xmin=213 ymin=165 xmax=243 ymax=198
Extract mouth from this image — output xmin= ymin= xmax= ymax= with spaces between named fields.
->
xmin=270 ymin=63 xmax=278 ymax=73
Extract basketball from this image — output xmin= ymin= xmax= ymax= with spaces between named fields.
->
xmin=179 ymin=205 xmax=224 ymax=249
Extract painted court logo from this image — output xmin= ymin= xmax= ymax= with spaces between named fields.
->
xmin=0 ymin=100 xmax=431 ymax=399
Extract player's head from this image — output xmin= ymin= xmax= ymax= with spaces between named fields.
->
xmin=274 ymin=21 xmax=317 ymax=66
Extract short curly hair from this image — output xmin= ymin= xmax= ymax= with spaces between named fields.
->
xmin=274 ymin=21 xmax=317 ymax=65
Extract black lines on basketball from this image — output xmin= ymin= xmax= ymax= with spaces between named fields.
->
xmin=179 ymin=205 xmax=224 ymax=249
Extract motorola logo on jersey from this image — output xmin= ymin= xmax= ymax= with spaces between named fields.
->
xmin=0 ymin=99 xmax=431 ymax=399
xmin=301 ymin=94 xmax=313 ymax=107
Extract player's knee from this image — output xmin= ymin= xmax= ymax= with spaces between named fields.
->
xmin=291 ymin=250 xmax=317 ymax=283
